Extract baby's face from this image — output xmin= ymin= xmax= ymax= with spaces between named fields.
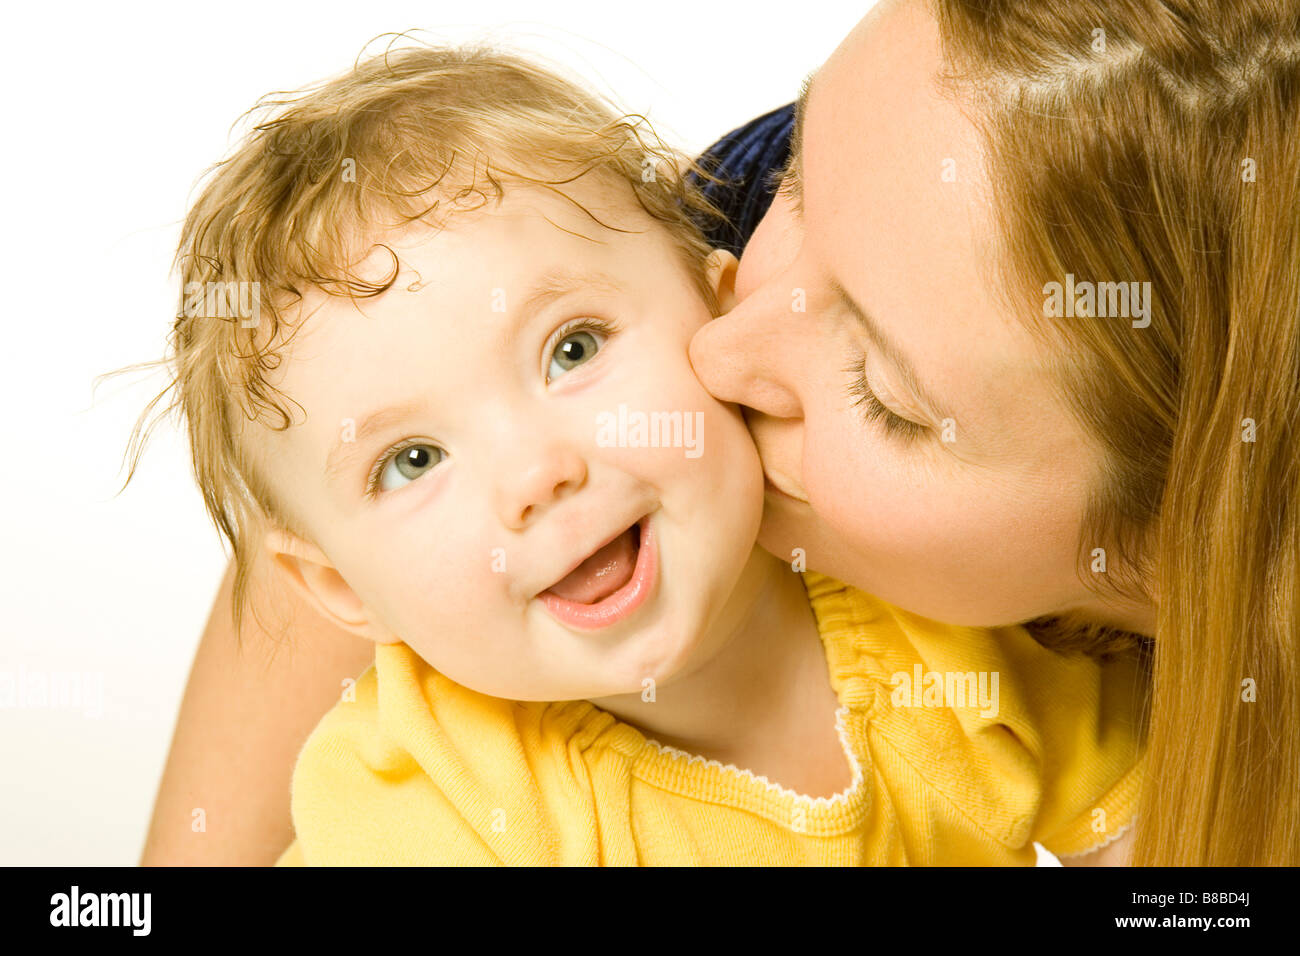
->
xmin=256 ymin=176 xmax=767 ymax=701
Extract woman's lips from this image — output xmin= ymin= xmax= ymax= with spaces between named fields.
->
xmin=763 ymin=470 xmax=809 ymax=503
xmin=539 ymin=516 xmax=657 ymax=631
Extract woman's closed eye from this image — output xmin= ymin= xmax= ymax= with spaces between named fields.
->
xmin=844 ymin=360 xmax=927 ymax=440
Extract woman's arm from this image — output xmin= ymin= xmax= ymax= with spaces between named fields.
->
xmin=139 ymin=556 xmax=373 ymax=866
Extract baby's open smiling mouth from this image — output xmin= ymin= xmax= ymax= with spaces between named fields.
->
xmin=538 ymin=515 xmax=657 ymax=630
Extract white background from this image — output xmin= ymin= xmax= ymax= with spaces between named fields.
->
xmin=0 ymin=0 xmax=872 ymax=865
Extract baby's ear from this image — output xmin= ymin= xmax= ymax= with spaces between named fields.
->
xmin=705 ymin=248 xmax=740 ymax=315
xmin=261 ymin=528 xmax=399 ymax=644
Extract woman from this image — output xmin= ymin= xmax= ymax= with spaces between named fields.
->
xmin=142 ymin=0 xmax=1300 ymax=866
xmin=690 ymin=0 xmax=1298 ymax=866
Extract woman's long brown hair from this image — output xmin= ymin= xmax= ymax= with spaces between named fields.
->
xmin=935 ymin=0 xmax=1299 ymax=864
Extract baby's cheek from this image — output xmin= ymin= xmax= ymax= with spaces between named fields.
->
xmin=371 ymin=532 xmax=492 ymax=632
xmin=669 ymin=357 xmax=759 ymax=466
xmin=709 ymin=402 xmax=762 ymax=475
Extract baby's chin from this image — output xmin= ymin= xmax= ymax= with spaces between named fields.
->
xmin=416 ymin=621 xmax=704 ymax=705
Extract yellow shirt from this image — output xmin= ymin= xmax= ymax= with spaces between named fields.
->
xmin=276 ymin=572 xmax=1146 ymax=865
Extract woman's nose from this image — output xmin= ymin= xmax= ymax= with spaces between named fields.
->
xmin=494 ymin=443 xmax=588 ymax=530
xmin=689 ymin=289 xmax=806 ymax=420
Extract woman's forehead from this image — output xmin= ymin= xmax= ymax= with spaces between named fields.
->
xmin=803 ymin=0 xmax=1070 ymax=451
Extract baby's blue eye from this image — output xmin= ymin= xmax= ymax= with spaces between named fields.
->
xmin=377 ymin=443 xmax=445 ymax=493
xmin=547 ymin=328 xmax=605 ymax=381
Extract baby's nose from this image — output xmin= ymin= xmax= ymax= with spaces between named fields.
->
xmin=493 ymin=444 xmax=588 ymax=530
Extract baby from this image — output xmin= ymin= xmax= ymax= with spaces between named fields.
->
xmin=151 ymin=43 xmax=1145 ymax=864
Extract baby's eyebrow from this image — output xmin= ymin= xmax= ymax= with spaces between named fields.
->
xmin=510 ymin=268 xmax=623 ymax=330
xmin=324 ymin=398 xmax=427 ymax=486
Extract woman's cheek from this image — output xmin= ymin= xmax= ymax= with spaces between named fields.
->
xmin=803 ymin=422 xmax=960 ymax=563
xmin=804 ymin=412 xmax=889 ymax=516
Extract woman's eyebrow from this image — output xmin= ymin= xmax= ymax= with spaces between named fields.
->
xmin=830 ymin=277 xmax=952 ymax=419
xmin=782 ymin=70 xmax=816 ymax=217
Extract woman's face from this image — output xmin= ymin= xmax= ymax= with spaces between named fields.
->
xmin=690 ymin=0 xmax=1123 ymax=629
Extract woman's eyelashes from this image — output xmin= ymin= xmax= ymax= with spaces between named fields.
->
xmin=844 ymin=360 xmax=927 ymax=441
xmin=544 ymin=317 xmax=616 ymax=383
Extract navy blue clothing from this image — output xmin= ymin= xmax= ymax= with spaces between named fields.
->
xmin=690 ymin=103 xmax=796 ymax=257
